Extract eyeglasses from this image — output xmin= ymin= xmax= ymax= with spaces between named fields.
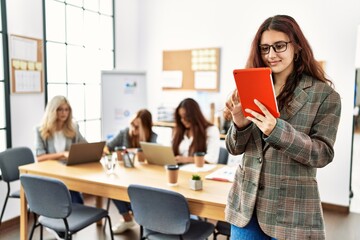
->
xmin=259 ymin=41 xmax=291 ymax=54
xmin=57 ymin=107 xmax=69 ymax=112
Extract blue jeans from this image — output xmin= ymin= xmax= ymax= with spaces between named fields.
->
xmin=112 ymin=199 xmax=131 ymax=214
xmin=230 ymin=212 xmax=277 ymax=240
xmin=69 ymin=190 xmax=84 ymax=204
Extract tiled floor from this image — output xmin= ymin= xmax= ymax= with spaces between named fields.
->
xmin=2 ymin=204 xmax=360 ymax=239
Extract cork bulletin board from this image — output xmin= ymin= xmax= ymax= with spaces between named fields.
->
xmin=162 ymin=47 xmax=220 ymax=92
xmin=9 ymin=34 xmax=44 ymax=93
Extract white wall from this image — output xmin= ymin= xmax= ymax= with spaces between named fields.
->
xmin=6 ymin=0 xmax=45 ymax=147
xmin=356 ymin=26 xmax=360 ymax=68
xmin=115 ymin=0 xmax=140 ymax=70
xmin=0 ymin=0 xmax=44 ymax=222
xmin=116 ymin=0 xmax=360 ymax=207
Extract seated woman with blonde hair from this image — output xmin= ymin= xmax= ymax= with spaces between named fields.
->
xmin=35 ymin=95 xmax=87 ymax=162
xmin=35 ymin=95 xmax=87 ymax=240
xmin=35 ymin=95 xmax=87 ymax=204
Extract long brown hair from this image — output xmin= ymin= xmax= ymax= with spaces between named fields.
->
xmin=172 ymin=98 xmax=212 ymax=156
xmin=247 ymin=15 xmax=332 ymax=111
xmin=129 ymin=109 xmax=153 ymax=148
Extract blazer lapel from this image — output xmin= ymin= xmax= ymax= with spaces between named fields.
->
xmin=280 ymin=76 xmax=312 ymax=120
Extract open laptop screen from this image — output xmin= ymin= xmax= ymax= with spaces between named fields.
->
xmin=63 ymin=141 xmax=105 ymax=166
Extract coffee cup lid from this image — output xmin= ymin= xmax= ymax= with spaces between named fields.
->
xmin=165 ymin=164 xmax=179 ymax=170
xmin=194 ymin=152 xmax=205 ymax=156
xmin=115 ymin=146 xmax=126 ymax=151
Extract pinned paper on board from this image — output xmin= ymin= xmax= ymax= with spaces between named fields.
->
xmin=14 ymin=70 xmax=41 ymax=92
xmin=194 ymin=71 xmax=217 ymax=89
xmin=10 ymin=34 xmax=44 ymax=93
xmin=162 ymin=47 xmax=220 ymax=91
xmin=161 ymin=70 xmax=183 ymax=88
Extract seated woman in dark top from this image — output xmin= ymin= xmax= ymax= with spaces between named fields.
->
xmin=106 ymin=109 xmax=157 ymax=234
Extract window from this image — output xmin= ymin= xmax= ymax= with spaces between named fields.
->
xmin=43 ymin=0 xmax=114 ymax=142
xmin=0 ymin=0 xmax=10 ymax=151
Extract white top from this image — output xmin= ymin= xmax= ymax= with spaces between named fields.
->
xmin=53 ymin=131 xmax=66 ymax=153
xmin=178 ymin=125 xmax=220 ymax=164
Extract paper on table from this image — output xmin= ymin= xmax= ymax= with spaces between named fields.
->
xmin=205 ymin=165 xmax=237 ymax=182
xmin=179 ymin=163 xmax=216 ymax=173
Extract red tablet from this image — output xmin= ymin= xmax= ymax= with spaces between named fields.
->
xmin=233 ymin=68 xmax=280 ymax=118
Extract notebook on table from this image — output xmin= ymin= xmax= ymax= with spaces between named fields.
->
xmin=140 ymin=142 xmax=177 ymax=166
xmin=61 ymin=141 xmax=106 ymax=166
xmin=205 ymin=165 xmax=237 ymax=182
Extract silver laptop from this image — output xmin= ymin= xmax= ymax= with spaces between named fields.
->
xmin=62 ymin=141 xmax=106 ymax=166
xmin=140 ymin=142 xmax=177 ymax=166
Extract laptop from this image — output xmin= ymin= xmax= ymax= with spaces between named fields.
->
xmin=62 ymin=141 xmax=106 ymax=166
xmin=140 ymin=142 xmax=177 ymax=166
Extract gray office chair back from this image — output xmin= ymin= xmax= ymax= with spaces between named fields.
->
xmin=0 ymin=147 xmax=35 ymax=182
xmin=218 ymin=147 xmax=229 ymax=165
xmin=20 ymin=174 xmax=72 ymax=219
xmin=20 ymin=174 xmax=114 ymax=240
xmin=0 ymin=147 xmax=35 ymax=224
xmin=128 ymin=184 xmax=190 ymax=235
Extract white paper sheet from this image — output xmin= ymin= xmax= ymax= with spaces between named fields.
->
xmin=162 ymin=70 xmax=183 ymax=88
xmin=194 ymin=71 xmax=217 ymax=89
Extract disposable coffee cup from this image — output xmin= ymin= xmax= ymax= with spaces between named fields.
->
xmin=165 ymin=164 xmax=179 ymax=186
xmin=194 ymin=152 xmax=205 ymax=168
xmin=136 ymin=148 xmax=146 ymax=162
xmin=114 ymin=146 xmax=126 ymax=161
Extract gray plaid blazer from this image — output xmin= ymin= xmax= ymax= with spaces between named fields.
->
xmin=225 ymin=75 xmax=341 ymax=240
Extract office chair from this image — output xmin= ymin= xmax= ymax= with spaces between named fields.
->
xmin=213 ymin=220 xmax=230 ymax=240
xmin=213 ymin=147 xmax=231 ymax=239
xmin=0 ymin=147 xmax=35 ymax=225
xmin=104 ymin=198 xmax=111 ymax=228
xmin=20 ymin=174 xmax=114 ymax=240
xmin=128 ymin=184 xmax=215 ymax=240
xmin=218 ymin=147 xmax=229 ymax=165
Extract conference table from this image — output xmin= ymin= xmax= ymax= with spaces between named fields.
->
xmin=19 ymin=160 xmax=232 ymax=240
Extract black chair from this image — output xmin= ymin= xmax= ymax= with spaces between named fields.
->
xmin=128 ymin=184 xmax=215 ymax=240
xmin=104 ymin=198 xmax=111 ymax=228
xmin=20 ymin=174 xmax=114 ymax=240
xmin=213 ymin=220 xmax=230 ymax=240
xmin=213 ymin=147 xmax=231 ymax=240
xmin=0 ymin=147 xmax=35 ymax=225
xmin=218 ymin=147 xmax=229 ymax=165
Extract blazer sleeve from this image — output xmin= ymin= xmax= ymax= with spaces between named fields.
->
xmin=34 ymin=126 xmax=47 ymax=156
xmin=225 ymin=122 xmax=254 ymax=156
xmin=204 ymin=126 xmax=221 ymax=164
xmin=150 ymin=131 xmax=158 ymax=143
xmin=107 ymin=128 xmax=128 ymax=151
xmin=265 ymin=89 xmax=341 ymax=168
